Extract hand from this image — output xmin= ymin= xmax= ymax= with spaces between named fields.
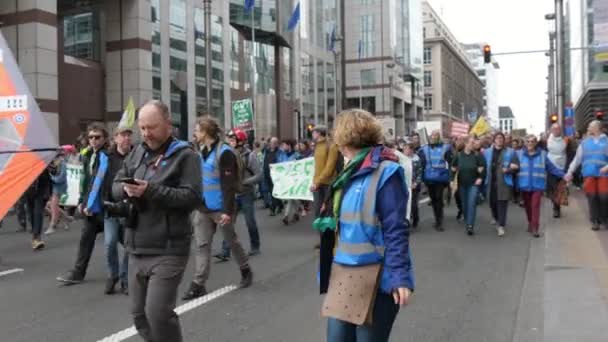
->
xmin=475 ymin=178 xmax=482 ymax=186
xmin=218 ymin=214 xmax=232 ymax=226
xmin=83 ymin=207 xmax=92 ymax=217
xmin=123 ymin=179 xmax=148 ymax=198
xmin=601 ymin=166 xmax=608 ymax=174
xmin=510 ymin=163 xmax=519 ymax=170
xmin=502 ymin=168 xmax=509 ymax=174
xmin=310 ymin=184 xmax=318 ymax=192
xmin=392 ymin=287 xmax=411 ymax=307
xmin=412 ymin=182 xmax=417 ymax=190
xmin=564 ymin=174 xmax=573 ymax=182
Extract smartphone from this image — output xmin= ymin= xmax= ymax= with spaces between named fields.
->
xmin=116 ymin=177 xmax=138 ymax=185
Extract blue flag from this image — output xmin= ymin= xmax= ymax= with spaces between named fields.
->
xmin=328 ymin=25 xmax=336 ymax=52
xmin=287 ymin=3 xmax=301 ymax=31
xmin=244 ymin=0 xmax=255 ymax=14
xmin=358 ymin=40 xmax=363 ymax=60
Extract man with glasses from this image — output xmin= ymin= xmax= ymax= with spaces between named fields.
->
xmin=57 ymin=123 xmax=110 ymax=285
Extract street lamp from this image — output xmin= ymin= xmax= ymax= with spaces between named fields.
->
xmin=386 ymin=63 xmax=395 ymax=117
xmin=546 ymin=2 xmax=565 ymax=129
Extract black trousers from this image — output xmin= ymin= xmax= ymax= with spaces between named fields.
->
xmin=411 ymin=187 xmax=420 ymax=227
xmin=426 ymin=183 xmax=447 ymax=224
xmin=489 ymin=192 xmax=509 ymax=227
xmin=25 ymin=195 xmax=45 ymax=239
xmin=73 ymin=214 xmax=104 ymax=278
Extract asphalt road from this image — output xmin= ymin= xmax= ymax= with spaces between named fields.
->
xmin=0 ymin=197 xmax=537 ymax=342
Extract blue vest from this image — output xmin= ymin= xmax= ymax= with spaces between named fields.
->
xmin=86 ymin=151 xmax=109 ymax=214
xmin=422 ymin=144 xmax=450 ymax=183
xmin=483 ymin=147 xmax=515 ymax=188
xmin=517 ymin=149 xmax=547 ymax=191
xmin=201 ymin=143 xmax=232 ymax=211
xmin=334 ymin=160 xmax=406 ymax=294
xmin=581 ymin=136 xmax=608 ymax=178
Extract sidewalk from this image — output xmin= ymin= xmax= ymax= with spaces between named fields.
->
xmin=543 ymin=191 xmax=608 ymax=341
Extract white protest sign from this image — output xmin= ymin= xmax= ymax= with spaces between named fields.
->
xmin=270 ymin=157 xmax=315 ymax=201
xmin=59 ymin=162 xmax=84 ymax=207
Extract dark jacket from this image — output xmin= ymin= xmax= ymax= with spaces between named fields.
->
xmin=200 ymin=141 xmax=240 ymax=214
xmin=112 ymin=137 xmax=202 ymax=256
xmin=104 ymin=146 xmax=130 ymax=202
xmin=26 ymin=170 xmax=52 ymax=200
xmin=238 ymin=147 xmax=262 ymax=195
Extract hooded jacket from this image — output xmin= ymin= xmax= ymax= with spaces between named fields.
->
xmin=112 ymin=137 xmax=202 ymax=256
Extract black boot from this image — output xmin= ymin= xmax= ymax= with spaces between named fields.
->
xmin=239 ymin=267 xmax=253 ymax=288
xmin=553 ymin=205 xmax=561 ymax=218
xmin=182 ymin=282 xmax=207 ymax=301
xmin=104 ymin=277 xmax=119 ymax=295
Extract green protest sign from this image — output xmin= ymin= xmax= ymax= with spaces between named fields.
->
xmin=269 ymin=157 xmax=314 ymax=201
xmin=59 ymin=162 xmax=84 ymax=207
xmin=232 ymin=99 xmax=253 ymax=131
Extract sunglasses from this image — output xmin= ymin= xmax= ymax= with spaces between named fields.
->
xmin=89 ymin=135 xmax=102 ymax=140
xmin=526 ymin=140 xmax=536 ymax=143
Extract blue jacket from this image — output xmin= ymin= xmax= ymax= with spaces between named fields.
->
xmin=335 ymin=148 xmax=415 ymax=293
xmin=483 ymin=147 xmax=515 ymax=188
xmin=581 ymin=135 xmax=608 ymax=178
xmin=517 ymin=148 xmax=565 ymax=192
xmin=201 ymin=142 xmax=232 ymax=211
xmin=50 ymin=160 xmax=68 ymax=195
xmin=278 ymin=150 xmax=297 ymax=163
xmin=421 ymin=143 xmax=451 ymax=183
xmin=86 ymin=151 xmax=109 ymax=214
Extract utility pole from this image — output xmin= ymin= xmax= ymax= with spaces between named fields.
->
xmin=203 ymin=0 xmax=212 ymax=116
xmin=548 ymin=32 xmax=556 ymax=118
xmin=555 ymin=0 xmax=565 ymax=128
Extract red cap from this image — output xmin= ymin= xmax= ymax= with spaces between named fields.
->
xmin=228 ymin=128 xmax=248 ymax=142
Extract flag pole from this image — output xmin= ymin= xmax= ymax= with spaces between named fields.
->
xmin=251 ymin=4 xmax=257 ymax=136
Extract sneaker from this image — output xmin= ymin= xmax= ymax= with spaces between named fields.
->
xmin=456 ymin=211 xmax=463 ymax=221
xmin=497 ymin=227 xmax=505 ymax=237
xmin=592 ymin=225 xmax=600 ymax=231
xmin=434 ymin=222 xmax=444 ymax=232
xmin=32 ymin=239 xmax=45 ymax=250
xmin=181 ymin=282 xmax=207 ymax=301
xmin=44 ymin=227 xmax=56 ymax=235
xmin=533 ymin=232 xmax=541 ymax=238
xmin=57 ymin=270 xmax=84 ymax=285
xmin=553 ymin=209 xmax=561 ymax=218
xmin=239 ymin=267 xmax=253 ymax=288
xmin=248 ymin=249 xmax=261 ymax=256
xmin=466 ymin=225 xmax=474 ymax=236
xmin=213 ymin=253 xmax=230 ymax=262
xmin=282 ymin=217 xmax=289 ymax=225
xmin=104 ymin=277 xmax=119 ymax=295
xmin=293 ymin=213 xmax=300 ymax=222
xmin=490 ymin=219 xmax=497 ymax=226
xmin=120 ymin=282 xmax=129 ymax=296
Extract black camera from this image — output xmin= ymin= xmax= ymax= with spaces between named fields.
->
xmin=103 ymin=200 xmax=138 ymax=228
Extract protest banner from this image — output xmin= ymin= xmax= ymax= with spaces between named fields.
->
xmin=270 ymin=157 xmax=314 ymax=201
xmin=59 ymin=162 xmax=84 ymax=207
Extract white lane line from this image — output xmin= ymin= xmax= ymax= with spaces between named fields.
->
xmin=97 ymin=284 xmax=238 ymax=342
xmin=0 ymin=268 xmax=24 ymax=278
xmin=419 ymin=197 xmax=430 ymax=204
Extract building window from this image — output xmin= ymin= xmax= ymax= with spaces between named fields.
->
xmin=424 ymin=71 xmax=432 ymax=87
xmin=360 ymin=69 xmax=376 ymax=86
xmin=360 ymin=0 xmax=375 ymax=4
xmin=360 ymin=15 xmax=374 ymax=58
xmin=63 ymin=12 xmax=99 ymax=60
xmin=424 ymin=94 xmax=433 ymax=110
xmin=423 ymin=47 xmax=432 ymax=64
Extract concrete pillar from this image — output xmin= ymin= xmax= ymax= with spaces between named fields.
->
xmin=104 ymin=0 xmax=152 ymax=121
xmin=0 ymin=0 xmax=59 ymax=141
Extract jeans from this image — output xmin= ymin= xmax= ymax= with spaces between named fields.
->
xmin=426 ymin=183 xmax=447 ymax=224
xmin=221 ymin=192 xmax=261 ymax=256
xmin=104 ymin=216 xmax=128 ymax=284
xmin=459 ymin=185 xmax=479 ymax=228
xmin=130 ymin=254 xmax=188 ymax=342
xmin=326 ymin=292 xmax=400 ymax=342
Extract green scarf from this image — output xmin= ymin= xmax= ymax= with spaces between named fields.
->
xmin=313 ymin=147 xmax=371 ymax=232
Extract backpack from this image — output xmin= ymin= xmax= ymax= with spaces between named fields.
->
xmin=213 ymin=142 xmax=245 ymax=193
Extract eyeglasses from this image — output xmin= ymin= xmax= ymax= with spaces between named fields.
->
xmin=89 ymin=135 xmax=102 ymax=140
xmin=526 ymin=140 xmax=536 ymax=144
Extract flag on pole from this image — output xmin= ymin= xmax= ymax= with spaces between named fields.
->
xmin=328 ymin=25 xmax=336 ymax=52
xmin=118 ymin=97 xmax=136 ymax=130
xmin=469 ymin=116 xmax=491 ymax=137
xmin=244 ymin=0 xmax=255 ymax=14
xmin=358 ymin=40 xmax=363 ymax=61
xmin=287 ymin=2 xmax=301 ymax=31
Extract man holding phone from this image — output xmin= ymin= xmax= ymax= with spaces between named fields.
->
xmin=112 ymin=100 xmax=201 ymax=342
xmin=57 ymin=123 xmax=110 ymax=286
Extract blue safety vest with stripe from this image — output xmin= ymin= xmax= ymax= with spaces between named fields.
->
xmin=422 ymin=144 xmax=451 ymax=183
xmin=85 ymin=151 xmax=109 ymax=214
xmin=483 ymin=147 xmax=515 ymax=188
xmin=516 ymin=149 xmax=547 ymax=191
xmin=201 ymin=143 xmax=232 ymax=211
xmin=334 ymin=160 xmax=404 ymax=294
xmin=581 ymin=135 xmax=608 ymax=178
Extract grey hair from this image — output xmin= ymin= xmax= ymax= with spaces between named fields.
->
xmin=141 ymin=100 xmax=171 ymax=121
xmin=589 ymin=120 xmax=602 ymax=130
xmin=525 ymin=134 xmax=538 ymax=142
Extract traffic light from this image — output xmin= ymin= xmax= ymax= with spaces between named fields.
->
xmin=550 ymin=114 xmax=558 ymax=124
xmin=483 ymin=45 xmax=492 ymax=64
xmin=307 ymin=124 xmax=314 ymax=139
xmin=596 ymin=111 xmax=604 ymax=120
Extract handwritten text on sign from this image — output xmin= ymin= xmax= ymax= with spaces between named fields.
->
xmin=269 ymin=157 xmax=314 ymax=201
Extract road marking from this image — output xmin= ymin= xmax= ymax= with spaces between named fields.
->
xmin=0 ymin=268 xmax=24 ymax=278
xmin=97 ymin=284 xmax=238 ymax=342
xmin=419 ymin=197 xmax=430 ymax=204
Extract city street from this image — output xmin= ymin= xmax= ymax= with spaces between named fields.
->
xmin=0 ymin=196 xmax=546 ymax=342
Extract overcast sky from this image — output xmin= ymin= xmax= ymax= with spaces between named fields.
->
xmin=427 ymin=0 xmax=554 ymax=134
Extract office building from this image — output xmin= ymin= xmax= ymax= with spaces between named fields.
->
xmin=499 ymin=106 xmax=516 ymax=134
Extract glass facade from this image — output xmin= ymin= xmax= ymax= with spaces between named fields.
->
xmin=169 ymin=0 xmax=188 ymax=138
xmin=151 ymin=0 xmax=161 ymax=100
xmin=63 ymin=11 xmax=100 ymax=60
